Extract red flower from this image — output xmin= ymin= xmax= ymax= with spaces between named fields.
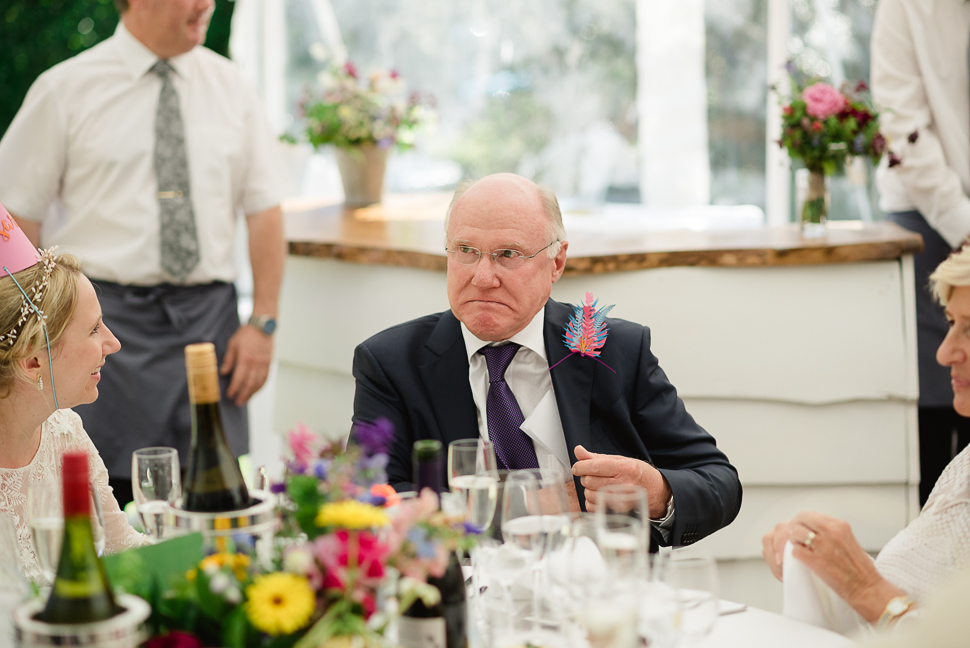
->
xmin=783 ymin=105 xmax=793 ymax=116
xmin=872 ymin=133 xmax=887 ymax=155
xmin=812 ymin=121 xmax=822 ymax=132
xmin=854 ymin=80 xmax=869 ymax=93
xmin=146 ymin=631 xmax=203 ymax=648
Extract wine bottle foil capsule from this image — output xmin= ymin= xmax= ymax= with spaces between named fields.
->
xmin=13 ymin=593 xmax=150 ymax=648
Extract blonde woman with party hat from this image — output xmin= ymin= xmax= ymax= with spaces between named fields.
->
xmin=0 ymin=202 xmax=145 ymax=585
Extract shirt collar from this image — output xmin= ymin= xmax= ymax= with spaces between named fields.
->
xmin=460 ymin=305 xmax=548 ymax=363
xmin=114 ymin=21 xmax=192 ymax=81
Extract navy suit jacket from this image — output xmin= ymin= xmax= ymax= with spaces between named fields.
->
xmin=352 ymin=298 xmax=742 ymax=546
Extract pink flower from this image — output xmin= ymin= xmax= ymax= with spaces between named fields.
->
xmin=288 ymin=423 xmax=321 ymax=467
xmin=146 ymin=632 xmax=203 ymax=648
xmin=802 ymin=82 xmax=846 ymax=119
xmin=344 ymin=61 xmax=358 ymax=79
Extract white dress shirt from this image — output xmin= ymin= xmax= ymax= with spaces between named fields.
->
xmin=460 ymin=306 xmax=572 ymax=473
xmin=872 ymin=0 xmax=970 ymax=248
xmin=0 ymin=22 xmax=283 ymax=285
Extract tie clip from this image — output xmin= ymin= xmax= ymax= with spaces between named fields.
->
xmin=157 ymin=190 xmax=184 ymax=199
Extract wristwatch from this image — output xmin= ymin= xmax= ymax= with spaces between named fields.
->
xmin=247 ymin=314 xmax=277 ymax=336
xmin=877 ymin=595 xmax=914 ymax=629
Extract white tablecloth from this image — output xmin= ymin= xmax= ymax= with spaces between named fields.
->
xmin=699 ymin=602 xmax=856 ymax=648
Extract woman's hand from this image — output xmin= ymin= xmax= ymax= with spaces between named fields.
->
xmin=761 ymin=519 xmax=794 ymax=581
xmin=773 ymin=511 xmax=907 ymax=623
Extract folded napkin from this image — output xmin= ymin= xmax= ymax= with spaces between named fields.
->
xmin=782 ymin=540 xmax=864 ymax=635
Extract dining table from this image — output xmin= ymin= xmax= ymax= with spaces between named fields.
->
xmin=698 ymin=602 xmax=855 ymax=648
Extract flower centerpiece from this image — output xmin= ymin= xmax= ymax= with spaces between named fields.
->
xmin=776 ymin=65 xmax=898 ymax=235
xmin=136 ymin=418 xmax=476 ymax=648
xmin=302 ymin=62 xmax=436 ymax=206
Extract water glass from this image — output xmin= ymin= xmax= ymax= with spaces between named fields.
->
xmin=132 ymin=447 xmax=182 ymax=542
xmin=447 ymin=439 xmax=499 ymax=531
xmin=26 ymin=482 xmax=63 ymax=584
xmin=655 ymin=551 xmax=719 ymax=643
xmin=595 ymin=483 xmax=651 ymax=556
xmin=0 ymin=513 xmax=28 ymax=646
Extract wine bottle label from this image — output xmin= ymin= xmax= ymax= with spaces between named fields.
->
xmin=398 ymin=616 xmax=446 ymax=648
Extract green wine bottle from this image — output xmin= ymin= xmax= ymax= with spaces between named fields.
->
xmin=36 ymin=451 xmax=121 ymax=624
xmin=182 ymin=343 xmax=251 ymax=512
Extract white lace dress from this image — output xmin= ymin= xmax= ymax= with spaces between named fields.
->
xmin=875 ymin=443 xmax=970 ymax=603
xmin=0 ymin=409 xmax=147 ymax=585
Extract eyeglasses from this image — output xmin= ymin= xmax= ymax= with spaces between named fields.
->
xmin=446 ymin=241 xmax=558 ymax=270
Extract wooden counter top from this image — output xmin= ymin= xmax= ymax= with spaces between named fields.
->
xmin=284 ymin=193 xmax=924 ymax=274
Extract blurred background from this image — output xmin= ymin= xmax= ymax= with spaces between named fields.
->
xmin=2 ymin=0 xmax=882 ymax=224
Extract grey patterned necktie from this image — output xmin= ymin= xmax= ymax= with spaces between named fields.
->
xmin=152 ymin=60 xmax=199 ymax=281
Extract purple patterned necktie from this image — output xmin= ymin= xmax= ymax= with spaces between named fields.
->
xmin=479 ymin=343 xmax=539 ymax=470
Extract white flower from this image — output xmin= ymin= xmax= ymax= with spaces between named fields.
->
xmin=209 ymin=572 xmax=230 ymax=594
xmin=225 ymin=586 xmax=242 ymax=605
xmin=283 ymin=548 xmax=314 ymax=575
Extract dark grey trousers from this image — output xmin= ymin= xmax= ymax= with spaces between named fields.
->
xmin=74 ymin=280 xmax=248 ymax=479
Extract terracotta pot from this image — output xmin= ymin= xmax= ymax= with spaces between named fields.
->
xmin=335 ymin=144 xmax=389 ymax=206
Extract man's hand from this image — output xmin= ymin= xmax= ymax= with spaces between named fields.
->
xmin=571 ymin=445 xmax=671 ymax=517
xmin=220 ymin=324 xmax=273 ymax=406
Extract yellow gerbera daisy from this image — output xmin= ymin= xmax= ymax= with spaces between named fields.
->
xmin=200 ymin=552 xmax=252 ymax=580
xmin=245 ymin=573 xmax=316 ymax=636
xmin=315 ymin=500 xmax=389 ymax=529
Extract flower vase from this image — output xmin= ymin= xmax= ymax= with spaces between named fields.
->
xmin=335 ymin=144 xmax=389 ymax=207
xmin=801 ymin=169 xmax=829 ymax=238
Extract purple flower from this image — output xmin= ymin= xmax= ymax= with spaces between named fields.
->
xmin=270 ymin=482 xmax=287 ymax=494
xmin=463 ymin=521 xmax=484 ymax=535
xmin=376 ymin=137 xmax=394 ymax=150
xmin=354 ymin=418 xmax=395 ymax=457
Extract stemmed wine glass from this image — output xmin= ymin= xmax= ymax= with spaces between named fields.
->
xmin=132 ymin=447 xmax=181 ymax=542
xmin=447 ymin=439 xmax=499 ymax=532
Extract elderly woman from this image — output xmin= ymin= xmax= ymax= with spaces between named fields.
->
xmin=763 ymin=245 xmax=970 ymax=630
xmin=0 ymin=204 xmax=145 ymax=584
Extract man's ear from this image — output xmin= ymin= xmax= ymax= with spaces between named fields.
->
xmin=551 ymin=240 xmax=569 ymax=283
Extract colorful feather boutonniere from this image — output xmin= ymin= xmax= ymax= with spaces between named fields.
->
xmin=549 ymin=292 xmax=616 ymax=373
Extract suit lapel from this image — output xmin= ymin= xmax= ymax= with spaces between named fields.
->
xmin=419 ymin=311 xmax=480 ymax=446
xmin=545 ymin=299 xmax=594 ymax=465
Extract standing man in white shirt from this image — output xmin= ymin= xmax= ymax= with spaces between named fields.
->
xmin=871 ymin=0 xmax=970 ymax=505
xmin=0 ymin=0 xmax=285 ymax=508
xmin=352 ymin=173 xmax=742 ymax=548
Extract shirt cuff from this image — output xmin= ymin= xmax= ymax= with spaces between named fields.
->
xmin=650 ymin=494 xmax=675 ymax=543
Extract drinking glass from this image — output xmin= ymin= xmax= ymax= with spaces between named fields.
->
xmin=655 ymin=551 xmax=719 ymax=644
xmin=565 ymin=515 xmax=639 ymax=648
xmin=132 ymin=447 xmax=182 ymax=542
xmin=595 ymin=483 xmax=651 ymax=558
xmin=498 ymin=471 xmax=542 ymax=629
xmin=447 ymin=439 xmax=499 ymax=532
xmin=0 ymin=513 xmax=28 ymax=646
xmin=596 ymin=514 xmax=645 ymax=579
xmin=27 ymin=482 xmax=63 ymax=584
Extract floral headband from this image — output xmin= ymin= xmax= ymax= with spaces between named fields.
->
xmin=1 ymin=246 xmax=59 ymax=347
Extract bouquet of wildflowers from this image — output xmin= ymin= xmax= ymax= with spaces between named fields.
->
xmin=302 ymin=62 xmax=435 ymax=151
xmin=140 ymin=419 xmax=476 ymax=648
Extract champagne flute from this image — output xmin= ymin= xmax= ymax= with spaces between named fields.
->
xmin=655 ymin=551 xmax=719 ymax=644
xmin=27 ymin=482 xmax=62 ymax=584
xmin=132 ymin=447 xmax=182 ymax=542
xmin=498 ymin=470 xmax=542 ymax=630
xmin=447 ymin=439 xmax=499 ymax=532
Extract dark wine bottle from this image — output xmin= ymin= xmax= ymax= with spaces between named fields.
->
xmin=182 ymin=342 xmax=251 ymax=512
xmin=36 ymin=452 xmax=122 ymax=624
xmin=399 ymin=440 xmax=467 ymax=648
xmin=412 ymin=439 xmax=444 ymax=494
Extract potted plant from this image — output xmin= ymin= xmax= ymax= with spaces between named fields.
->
xmin=302 ymin=62 xmax=435 ymax=206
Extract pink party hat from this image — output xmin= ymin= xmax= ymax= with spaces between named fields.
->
xmin=0 ymin=202 xmax=41 ymax=278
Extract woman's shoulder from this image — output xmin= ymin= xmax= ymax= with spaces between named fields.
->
xmin=925 ymin=444 xmax=970 ymax=507
xmin=44 ymin=409 xmax=86 ymax=439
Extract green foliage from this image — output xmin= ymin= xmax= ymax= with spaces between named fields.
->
xmin=1 ymin=0 xmax=235 ymax=139
xmin=448 ymin=92 xmax=553 ymax=179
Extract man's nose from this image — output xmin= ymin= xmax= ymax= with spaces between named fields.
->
xmin=471 ymin=253 xmax=500 ymax=287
